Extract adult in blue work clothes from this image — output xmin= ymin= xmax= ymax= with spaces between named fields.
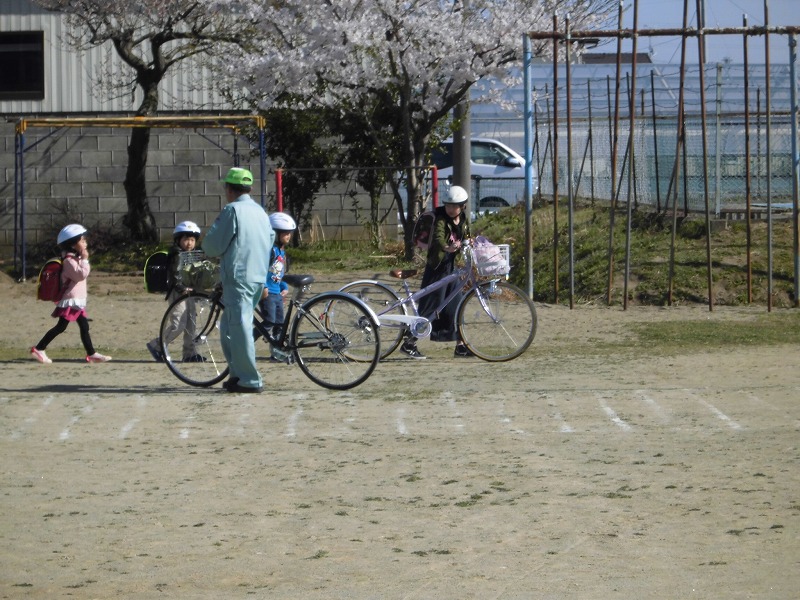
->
xmin=203 ymin=167 xmax=275 ymax=393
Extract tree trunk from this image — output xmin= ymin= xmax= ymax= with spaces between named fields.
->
xmin=122 ymin=126 xmax=158 ymax=241
xmin=402 ymin=165 xmax=425 ymax=261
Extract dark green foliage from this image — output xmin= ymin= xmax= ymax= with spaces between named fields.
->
xmin=262 ymin=107 xmax=339 ymax=234
xmin=471 ymin=203 xmax=798 ymax=308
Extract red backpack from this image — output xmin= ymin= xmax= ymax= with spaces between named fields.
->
xmin=36 ymin=258 xmax=64 ymax=302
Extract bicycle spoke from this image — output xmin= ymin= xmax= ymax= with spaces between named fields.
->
xmin=291 ymin=293 xmax=380 ymax=390
xmin=338 ymin=281 xmax=406 ymax=359
xmin=457 ymin=281 xmax=537 ymax=362
xmin=160 ymin=292 xmax=229 ymax=387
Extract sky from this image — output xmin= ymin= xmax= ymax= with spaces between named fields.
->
xmin=610 ymin=0 xmax=797 ymax=64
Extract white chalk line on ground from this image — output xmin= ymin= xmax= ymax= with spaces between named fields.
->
xmin=285 ymin=393 xmax=307 ymax=437
xmin=745 ymin=391 xmax=800 ymax=422
xmin=395 ymin=406 xmax=408 ymax=435
xmin=338 ymin=392 xmax=357 ymax=425
xmin=546 ymin=396 xmax=575 ymax=433
xmin=60 ymin=403 xmax=94 ymax=441
xmin=497 ymin=400 xmax=526 ymax=434
xmin=4 ymin=387 xmax=774 ymax=442
xmin=685 ymin=390 xmax=743 ymax=430
xmin=179 ymin=403 xmax=199 ymax=439
xmin=8 ymin=395 xmax=54 ymax=441
xmin=597 ymin=395 xmax=633 ymax=431
xmin=119 ymin=395 xmax=148 ymax=439
xmin=635 ymin=389 xmax=671 ymax=424
xmin=442 ymin=391 xmax=465 ymax=432
xmin=217 ymin=398 xmax=254 ymax=437
xmin=745 ymin=392 xmax=800 ymax=430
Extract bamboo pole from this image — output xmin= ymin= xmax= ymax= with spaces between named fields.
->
xmin=588 ymin=79 xmax=596 ymax=206
xmin=668 ymin=0 xmax=691 ymax=306
xmin=623 ymin=1 xmax=640 ymax=311
xmin=552 ymin=15 xmax=561 ymax=303
xmin=650 ymin=70 xmax=662 ymax=212
xmin=765 ymin=0 xmax=774 ymax=312
xmin=695 ymin=0 xmax=715 ymax=312
xmin=606 ymin=1 xmax=624 ymax=305
xmin=566 ymin=15 xmax=575 ymax=309
xmin=790 ymin=33 xmax=800 ymax=308
xmin=743 ymin=14 xmax=754 ymax=303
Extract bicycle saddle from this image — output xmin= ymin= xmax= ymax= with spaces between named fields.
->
xmin=389 ymin=269 xmax=418 ymax=279
xmin=283 ymin=274 xmax=314 ymax=287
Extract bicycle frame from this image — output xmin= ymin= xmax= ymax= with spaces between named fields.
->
xmin=252 ymin=275 xmax=315 ymax=355
xmin=253 ymin=275 xmax=381 ymax=356
xmin=366 ymin=242 xmax=502 ymax=336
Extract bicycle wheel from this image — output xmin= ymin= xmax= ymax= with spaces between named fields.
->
xmin=160 ymin=291 xmax=230 ymax=387
xmin=338 ymin=280 xmax=406 ymax=359
xmin=456 ymin=280 xmax=537 ymax=362
xmin=290 ymin=292 xmax=381 ymax=390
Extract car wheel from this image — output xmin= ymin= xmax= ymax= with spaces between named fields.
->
xmin=480 ymin=197 xmax=509 ymax=208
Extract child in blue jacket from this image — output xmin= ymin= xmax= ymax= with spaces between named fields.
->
xmin=259 ymin=213 xmax=296 ymax=352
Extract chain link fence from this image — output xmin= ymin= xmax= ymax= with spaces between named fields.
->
xmin=533 ymin=112 xmax=797 ymax=216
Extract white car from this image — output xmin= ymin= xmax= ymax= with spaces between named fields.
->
xmin=431 ymin=137 xmax=532 ymax=210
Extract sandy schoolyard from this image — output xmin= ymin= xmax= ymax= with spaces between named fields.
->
xmin=0 ymin=269 xmax=798 ymax=599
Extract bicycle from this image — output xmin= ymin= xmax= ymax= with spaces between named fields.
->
xmin=158 ymin=274 xmax=381 ymax=390
xmin=339 ymin=237 xmax=537 ymax=362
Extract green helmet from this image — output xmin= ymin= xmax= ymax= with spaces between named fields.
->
xmin=222 ymin=167 xmax=254 ymax=186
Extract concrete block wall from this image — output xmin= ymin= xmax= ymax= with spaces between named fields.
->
xmin=1 ymin=121 xmax=400 ymax=265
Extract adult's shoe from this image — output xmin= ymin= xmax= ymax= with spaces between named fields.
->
xmin=146 ymin=341 xmax=163 ymax=362
xmin=226 ymin=383 xmax=263 ymax=394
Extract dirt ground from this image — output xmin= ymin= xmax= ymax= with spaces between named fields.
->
xmin=0 ymin=269 xmax=798 ymax=599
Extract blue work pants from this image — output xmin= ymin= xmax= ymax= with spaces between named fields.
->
xmin=220 ymin=280 xmax=264 ymax=389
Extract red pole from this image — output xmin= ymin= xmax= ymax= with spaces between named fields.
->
xmin=431 ymin=166 xmax=439 ymax=208
xmin=275 ymin=169 xmax=283 ymax=212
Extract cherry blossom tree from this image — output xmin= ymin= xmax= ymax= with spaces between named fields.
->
xmin=211 ymin=0 xmax=615 ymax=254
xmin=31 ymin=0 xmax=257 ymax=240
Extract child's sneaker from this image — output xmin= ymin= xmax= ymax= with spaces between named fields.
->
xmin=454 ymin=343 xmax=475 ymax=358
xmin=400 ymin=340 xmax=426 ymax=360
xmin=86 ymin=352 xmax=112 ymax=363
xmin=183 ymin=354 xmax=207 ymax=363
xmin=146 ymin=341 xmax=163 ymax=362
xmin=31 ymin=347 xmax=52 ymax=364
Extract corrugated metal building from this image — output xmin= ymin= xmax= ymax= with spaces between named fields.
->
xmin=0 ymin=0 xmax=231 ymax=113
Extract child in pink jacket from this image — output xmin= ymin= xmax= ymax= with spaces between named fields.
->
xmin=31 ymin=224 xmax=112 ymax=364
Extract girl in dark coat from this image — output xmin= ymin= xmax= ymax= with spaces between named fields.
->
xmin=400 ymin=185 xmax=473 ymax=359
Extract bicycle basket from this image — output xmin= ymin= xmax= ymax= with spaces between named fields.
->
xmin=177 ymin=250 xmax=220 ymax=290
xmin=473 ymin=237 xmax=511 ymax=276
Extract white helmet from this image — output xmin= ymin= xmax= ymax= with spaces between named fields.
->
xmin=173 ymin=221 xmax=201 ymax=239
xmin=57 ymin=223 xmax=88 ymax=245
xmin=269 ymin=212 xmax=297 ymax=232
xmin=444 ymin=185 xmax=469 ymax=204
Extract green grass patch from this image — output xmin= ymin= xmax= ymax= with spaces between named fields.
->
xmin=633 ymin=313 xmax=800 ymax=350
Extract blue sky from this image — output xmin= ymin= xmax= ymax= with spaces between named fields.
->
xmin=611 ymin=0 xmax=796 ymax=64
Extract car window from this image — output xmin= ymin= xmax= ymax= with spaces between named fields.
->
xmin=471 ymin=141 xmax=512 ymax=166
xmin=431 ymin=144 xmax=453 ymax=169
